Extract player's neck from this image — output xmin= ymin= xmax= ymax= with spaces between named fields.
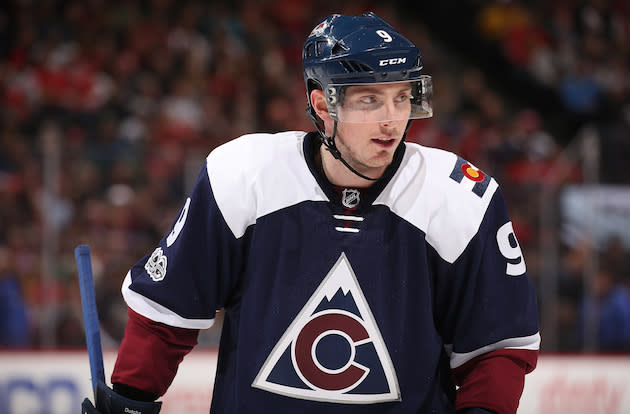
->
xmin=318 ymin=146 xmax=381 ymax=188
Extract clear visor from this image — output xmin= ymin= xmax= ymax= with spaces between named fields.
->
xmin=326 ymin=76 xmax=433 ymax=123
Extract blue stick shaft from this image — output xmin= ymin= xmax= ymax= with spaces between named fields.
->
xmin=75 ymin=244 xmax=106 ymax=397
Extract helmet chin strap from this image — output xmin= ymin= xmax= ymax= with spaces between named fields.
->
xmin=319 ymin=120 xmax=378 ymax=182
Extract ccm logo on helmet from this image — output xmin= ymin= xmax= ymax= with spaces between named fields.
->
xmin=379 ymin=57 xmax=406 ymax=66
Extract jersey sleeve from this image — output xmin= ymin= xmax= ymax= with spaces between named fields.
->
xmin=121 ymin=162 xmax=245 ymax=329
xmin=111 ymin=308 xmax=199 ymax=397
xmin=432 ymin=186 xmax=540 ymax=413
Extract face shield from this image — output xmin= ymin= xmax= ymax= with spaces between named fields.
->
xmin=324 ymin=76 xmax=433 ymax=124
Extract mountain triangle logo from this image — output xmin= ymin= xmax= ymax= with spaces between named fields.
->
xmin=252 ymin=253 xmax=400 ymax=404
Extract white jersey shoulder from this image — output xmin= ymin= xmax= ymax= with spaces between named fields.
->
xmin=375 ymin=143 xmax=499 ymax=263
xmin=206 ymin=131 xmax=328 ymax=238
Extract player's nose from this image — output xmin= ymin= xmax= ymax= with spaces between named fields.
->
xmin=378 ymin=122 xmax=398 ymax=137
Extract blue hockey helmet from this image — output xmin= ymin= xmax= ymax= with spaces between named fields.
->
xmin=303 ymin=12 xmax=433 ymax=124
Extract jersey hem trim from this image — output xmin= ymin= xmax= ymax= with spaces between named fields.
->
xmin=121 ymin=271 xmax=215 ymax=329
xmin=447 ymin=332 xmax=541 ymax=369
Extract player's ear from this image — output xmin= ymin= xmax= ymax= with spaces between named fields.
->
xmin=310 ymin=89 xmax=332 ymax=122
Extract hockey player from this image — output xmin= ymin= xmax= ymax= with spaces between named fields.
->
xmin=83 ymin=12 xmax=539 ymax=414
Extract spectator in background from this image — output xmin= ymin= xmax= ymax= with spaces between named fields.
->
xmin=578 ymin=262 xmax=630 ymax=351
xmin=559 ymin=57 xmax=602 ymax=115
xmin=0 ymin=245 xmax=31 ymax=347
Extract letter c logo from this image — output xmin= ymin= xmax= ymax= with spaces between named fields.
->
xmin=293 ymin=312 xmax=370 ymax=391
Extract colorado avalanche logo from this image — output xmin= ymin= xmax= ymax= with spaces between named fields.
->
xmin=252 ymin=253 xmax=400 ymax=403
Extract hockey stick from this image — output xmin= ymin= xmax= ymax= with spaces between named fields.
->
xmin=75 ymin=244 xmax=106 ymax=400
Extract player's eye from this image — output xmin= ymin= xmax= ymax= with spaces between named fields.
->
xmin=395 ymin=93 xmax=410 ymax=103
xmin=359 ymin=96 xmax=377 ymax=104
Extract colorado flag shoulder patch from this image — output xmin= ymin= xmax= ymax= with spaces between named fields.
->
xmin=252 ymin=253 xmax=400 ymax=404
xmin=449 ymin=156 xmax=491 ymax=198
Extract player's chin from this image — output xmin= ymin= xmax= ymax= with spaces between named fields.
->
xmin=366 ymin=152 xmax=395 ymax=169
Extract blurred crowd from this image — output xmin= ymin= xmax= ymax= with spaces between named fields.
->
xmin=1 ymin=0 xmax=629 ymax=351
xmin=478 ymin=0 xmax=629 ymax=116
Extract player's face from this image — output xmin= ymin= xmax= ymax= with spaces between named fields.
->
xmin=334 ymin=83 xmax=410 ymax=176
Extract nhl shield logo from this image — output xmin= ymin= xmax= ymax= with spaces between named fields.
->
xmin=341 ymin=189 xmax=360 ymax=209
xmin=252 ymin=253 xmax=400 ymax=404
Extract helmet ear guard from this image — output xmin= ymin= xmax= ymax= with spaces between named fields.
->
xmin=323 ymin=86 xmax=346 ymax=119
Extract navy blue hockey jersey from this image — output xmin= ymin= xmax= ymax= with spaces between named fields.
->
xmin=120 ymin=131 xmax=540 ymax=412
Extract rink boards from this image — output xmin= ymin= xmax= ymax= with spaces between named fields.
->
xmin=0 ymin=350 xmax=629 ymax=414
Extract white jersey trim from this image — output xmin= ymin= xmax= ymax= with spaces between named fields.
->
xmin=375 ymin=143 xmax=498 ymax=264
xmin=121 ymin=271 xmax=215 ymax=329
xmin=208 ymin=134 xmax=498 ymax=263
xmin=206 ymin=131 xmax=328 ymax=239
xmin=446 ymin=332 xmax=541 ymax=369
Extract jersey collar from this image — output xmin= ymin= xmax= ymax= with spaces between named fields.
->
xmin=303 ymin=131 xmax=405 ymax=212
